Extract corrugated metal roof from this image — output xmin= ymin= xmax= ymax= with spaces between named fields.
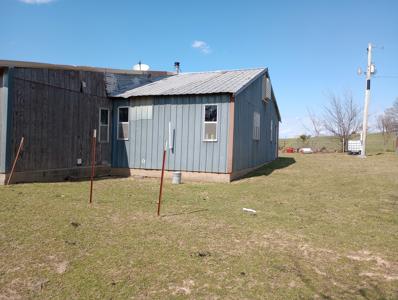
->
xmin=111 ymin=68 xmax=267 ymax=98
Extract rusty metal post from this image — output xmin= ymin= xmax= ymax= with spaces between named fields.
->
xmin=89 ymin=129 xmax=97 ymax=204
xmin=157 ymin=143 xmax=167 ymax=216
xmin=7 ymin=137 xmax=25 ymax=185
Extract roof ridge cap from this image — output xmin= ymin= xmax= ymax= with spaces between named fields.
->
xmin=180 ymin=67 xmax=266 ymax=75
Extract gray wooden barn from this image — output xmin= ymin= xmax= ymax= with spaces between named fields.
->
xmin=0 ymin=60 xmax=280 ymax=184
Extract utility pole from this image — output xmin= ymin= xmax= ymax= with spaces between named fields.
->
xmin=360 ymin=43 xmax=373 ymax=158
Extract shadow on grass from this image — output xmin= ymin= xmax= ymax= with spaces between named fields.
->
xmin=241 ymin=157 xmax=296 ymax=180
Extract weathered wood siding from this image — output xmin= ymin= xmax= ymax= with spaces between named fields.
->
xmin=232 ymin=75 xmax=279 ymax=171
xmin=112 ymin=94 xmax=231 ymax=173
xmin=9 ymin=67 xmax=112 ymax=172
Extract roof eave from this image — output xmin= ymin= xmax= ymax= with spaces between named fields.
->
xmin=0 ymin=59 xmax=172 ymax=76
xmin=232 ymin=68 xmax=268 ymax=97
xmin=271 ymin=88 xmax=282 ymax=122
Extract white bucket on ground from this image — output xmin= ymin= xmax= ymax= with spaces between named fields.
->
xmin=172 ymin=172 xmax=182 ymax=184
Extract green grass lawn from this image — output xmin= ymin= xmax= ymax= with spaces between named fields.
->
xmin=1 ymin=153 xmax=398 ymax=299
xmin=280 ymin=132 xmax=397 ymax=154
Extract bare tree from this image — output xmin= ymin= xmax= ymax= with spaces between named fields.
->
xmin=307 ymin=108 xmax=323 ymax=137
xmin=322 ymin=92 xmax=362 ymax=152
xmin=376 ymin=113 xmax=394 ymax=151
xmin=385 ymin=97 xmax=398 ymax=132
xmin=384 ymin=98 xmax=398 ymax=153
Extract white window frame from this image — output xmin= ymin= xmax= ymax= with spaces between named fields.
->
xmin=253 ymin=111 xmax=260 ymax=141
xmin=262 ymin=76 xmax=272 ymax=102
xmin=98 ymin=108 xmax=110 ymax=143
xmin=117 ymin=106 xmax=129 ymax=141
xmin=203 ymin=104 xmax=218 ymax=142
xmin=270 ymin=119 xmax=273 ymax=142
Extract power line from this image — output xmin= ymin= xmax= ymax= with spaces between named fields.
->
xmin=373 ymin=75 xmax=398 ymax=79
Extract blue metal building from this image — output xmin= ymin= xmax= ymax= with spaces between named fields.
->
xmin=0 ymin=61 xmax=280 ymax=183
xmin=108 ymin=68 xmax=281 ymax=181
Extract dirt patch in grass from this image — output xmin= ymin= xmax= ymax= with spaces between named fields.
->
xmin=169 ymin=279 xmax=195 ymax=296
xmin=54 ymin=261 xmax=68 ymax=274
xmin=347 ymin=250 xmax=398 ymax=281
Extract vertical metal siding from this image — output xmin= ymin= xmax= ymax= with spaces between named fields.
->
xmin=232 ymin=75 xmax=278 ymax=172
xmin=112 ymin=94 xmax=230 ymax=173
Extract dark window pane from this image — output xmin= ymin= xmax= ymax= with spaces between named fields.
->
xmin=205 ymin=105 xmax=217 ymax=122
xmin=100 ymin=109 xmax=108 ymax=125
xmin=119 ymin=107 xmax=129 ymax=123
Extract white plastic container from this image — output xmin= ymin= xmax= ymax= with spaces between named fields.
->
xmin=172 ymin=172 xmax=182 ymax=184
xmin=348 ymin=140 xmax=362 ymax=154
xmin=300 ymin=148 xmax=313 ymax=154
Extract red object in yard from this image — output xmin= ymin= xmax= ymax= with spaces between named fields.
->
xmin=286 ymin=147 xmax=295 ymax=153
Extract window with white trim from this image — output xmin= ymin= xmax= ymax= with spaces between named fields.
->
xmin=99 ymin=108 xmax=109 ymax=143
xmin=117 ymin=107 xmax=129 ymax=140
xmin=253 ymin=112 xmax=260 ymax=140
xmin=203 ymin=104 xmax=218 ymax=141
xmin=270 ymin=119 xmax=273 ymax=142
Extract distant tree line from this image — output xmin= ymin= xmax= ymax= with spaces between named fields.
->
xmin=377 ymin=98 xmax=398 ymax=150
xmin=305 ymin=94 xmax=398 ymax=152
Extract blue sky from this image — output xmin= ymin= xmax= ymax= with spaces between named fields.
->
xmin=1 ymin=0 xmax=397 ymax=137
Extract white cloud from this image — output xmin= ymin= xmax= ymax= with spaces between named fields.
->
xmin=191 ymin=40 xmax=211 ymax=54
xmin=19 ymin=0 xmax=56 ymax=4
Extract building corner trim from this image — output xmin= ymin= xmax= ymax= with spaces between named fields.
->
xmin=227 ymin=94 xmax=235 ymax=173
